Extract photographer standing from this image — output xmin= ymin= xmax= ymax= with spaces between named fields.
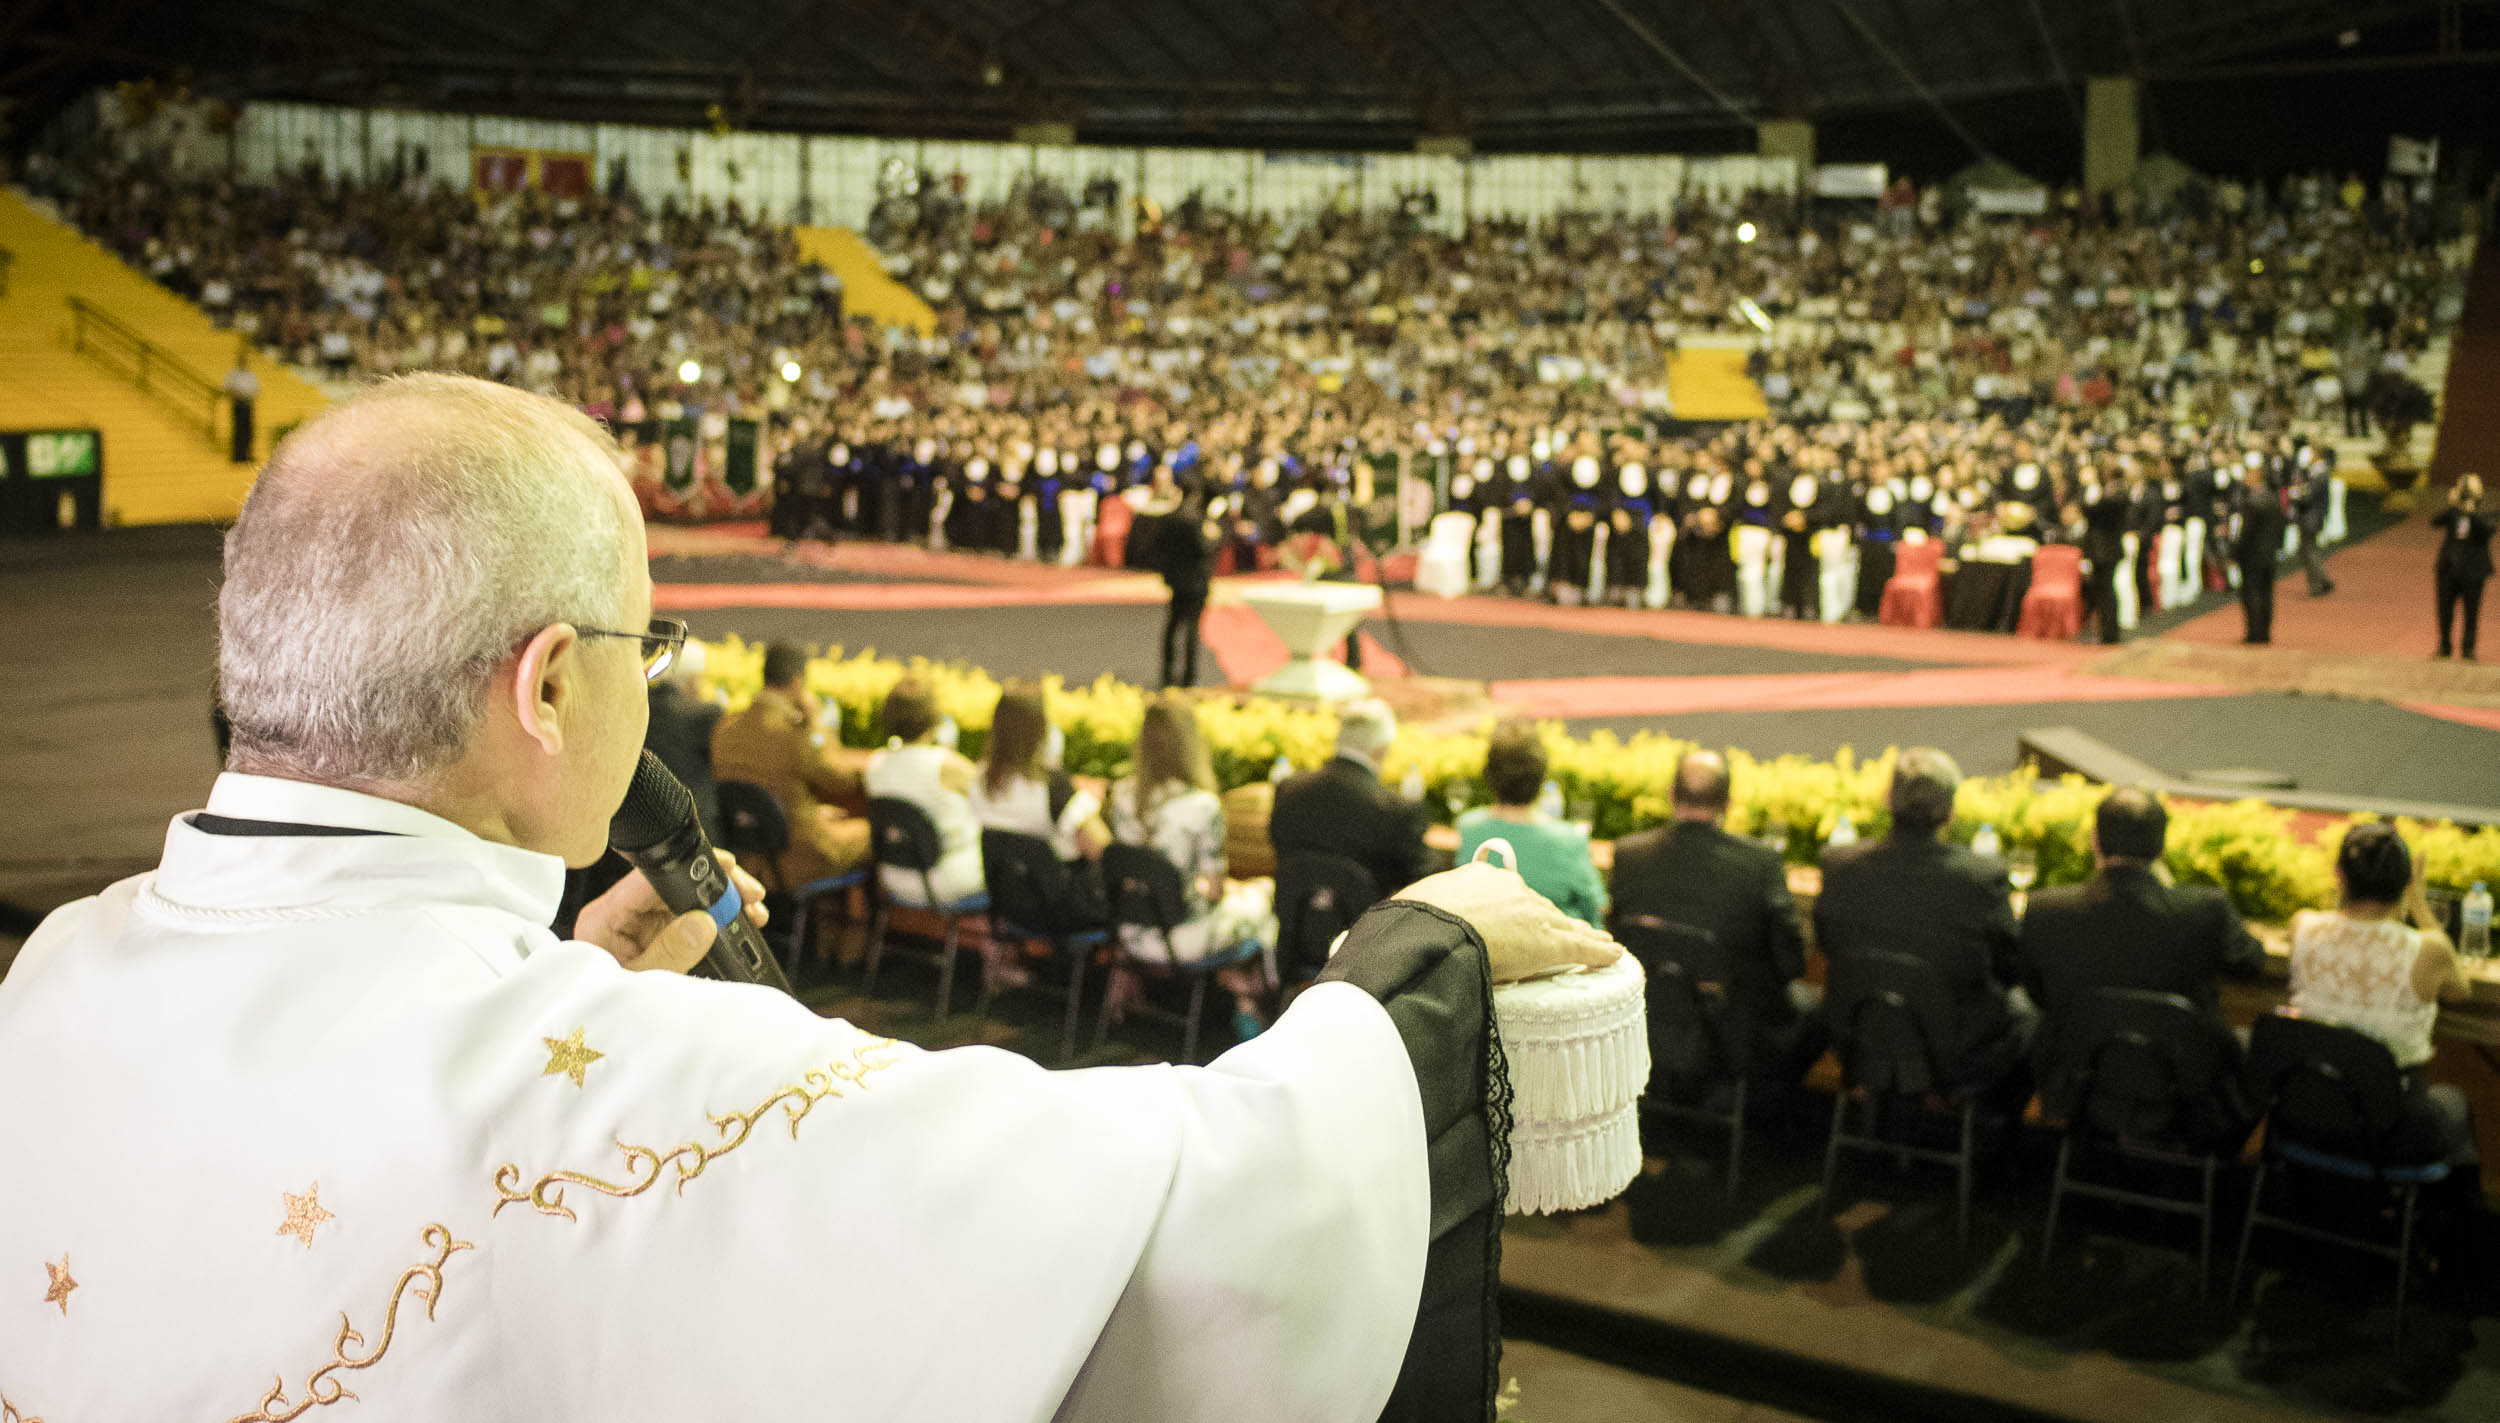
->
xmin=2435 ymin=473 xmax=2494 ymax=660
xmin=2232 ymin=457 xmax=2289 ymax=645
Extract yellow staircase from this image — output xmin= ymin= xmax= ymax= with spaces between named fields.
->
xmin=790 ymin=227 xmax=937 ymax=336
xmin=0 ymin=190 xmax=327 ymax=525
xmin=1665 ymin=347 xmax=1770 ymax=422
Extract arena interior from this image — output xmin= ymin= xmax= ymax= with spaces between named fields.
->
xmin=7 ymin=1 xmax=2500 ymax=1418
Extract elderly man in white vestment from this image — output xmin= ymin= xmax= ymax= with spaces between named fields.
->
xmin=0 ymin=375 xmax=1618 ymax=1422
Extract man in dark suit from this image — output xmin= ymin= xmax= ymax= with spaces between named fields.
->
xmin=2017 ymin=788 xmax=2265 ymax=1031
xmin=2017 ymin=788 xmax=2264 ymax=1144
xmin=2078 ymin=463 xmax=2133 ymax=645
xmin=1816 ymin=748 xmax=2032 ymax=1107
xmin=2232 ymin=457 xmax=2289 ymax=645
xmin=2434 ymin=472 xmax=2493 ymax=660
xmin=1269 ymin=698 xmax=1432 ymax=898
xmin=1610 ymin=751 xmax=1823 ymax=1087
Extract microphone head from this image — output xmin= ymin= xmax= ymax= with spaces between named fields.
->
xmin=611 ymin=749 xmax=698 ymax=854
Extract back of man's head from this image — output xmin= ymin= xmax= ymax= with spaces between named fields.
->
xmin=1670 ymin=749 xmax=1731 ymax=822
xmin=219 ymin=374 xmax=635 ymax=788
xmin=1887 ymin=747 xmax=1962 ymax=840
xmin=1335 ymin=699 xmax=1397 ymax=768
xmin=761 ymin=642 xmax=809 ymax=692
xmin=2094 ymin=786 xmax=2168 ymax=864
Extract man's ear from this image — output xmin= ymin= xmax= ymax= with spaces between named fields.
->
xmin=510 ymin=623 xmax=580 ymax=757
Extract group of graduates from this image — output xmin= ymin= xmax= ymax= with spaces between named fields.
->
xmin=766 ymin=408 xmax=2349 ymax=645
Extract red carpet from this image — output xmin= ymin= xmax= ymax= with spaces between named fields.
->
xmin=2161 ymin=514 xmax=2445 ymax=658
xmin=1489 ymin=665 xmax=2232 ymax=720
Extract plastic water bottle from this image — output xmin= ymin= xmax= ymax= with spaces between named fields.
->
xmin=2464 ymin=882 xmax=2494 ymax=961
xmin=1536 ymin=781 xmax=1564 ymax=821
xmin=1827 ymin=814 xmax=1858 ymax=848
xmin=1972 ymin=823 xmax=2001 ymax=859
xmin=1270 ymin=754 xmax=1293 ymax=784
xmin=1400 ymin=766 xmax=1426 ymax=801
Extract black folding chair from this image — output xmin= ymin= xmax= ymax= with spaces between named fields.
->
xmin=2036 ymin=987 xmax=2244 ymax=1294
xmin=715 ymin=779 xmax=867 ymax=979
xmin=1273 ymin=852 xmax=1381 ymax=987
xmin=2230 ymin=1012 xmax=2454 ymax=1345
xmin=979 ymin=828 xmax=1107 ymax=1063
xmin=863 ymin=796 xmax=989 ymax=1019
xmin=1820 ymin=949 xmax=1982 ymax=1244
xmin=1613 ymin=914 xmax=1748 ymax=1195
xmin=1097 ymin=843 xmax=1266 ymax=1064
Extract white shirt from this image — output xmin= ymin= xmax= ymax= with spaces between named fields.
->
xmin=0 ymin=773 xmax=1427 ymax=1420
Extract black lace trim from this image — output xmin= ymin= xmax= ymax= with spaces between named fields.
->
xmin=1479 ymin=967 xmax=1514 ymax=1423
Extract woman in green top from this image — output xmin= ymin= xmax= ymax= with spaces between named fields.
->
xmin=1455 ymin=722 xmax=1609 ymax=927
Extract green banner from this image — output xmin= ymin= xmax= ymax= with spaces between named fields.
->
xmin=724 ymin=418 xmax=760 ymax=496
xmin=661 ymin=418 xmax=699 ymax=491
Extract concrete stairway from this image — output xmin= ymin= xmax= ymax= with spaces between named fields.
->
xmin=0 ymin=188 xmax=325 ymax=525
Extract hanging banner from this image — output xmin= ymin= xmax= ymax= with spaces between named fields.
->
xmin=723 ymin=418 xmax=761 ymax=495
xmin=472 ymin=146 xmax=593 ymax=196
xmin=1812 ymin=163 xmax=1888 ymax=199
xmin=661 ymin=417 xmax=699 ymax=491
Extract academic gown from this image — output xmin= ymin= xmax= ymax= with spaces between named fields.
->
xmin=1777 ymin=480 xmax=1827 ymax=619
xmin=1553 ymin=476 xmax=1605 ymax=596
xmin=1606 ymin=489 xmax=1656 ymax=598
xmin=0 ymin=774 xmax=1515 ymax=1423
xmin=1497 ymin=475 xmax=1542 ymax=592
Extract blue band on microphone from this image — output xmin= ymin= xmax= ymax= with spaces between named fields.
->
xmin=706 ymin=882 xmax=744 ymax=930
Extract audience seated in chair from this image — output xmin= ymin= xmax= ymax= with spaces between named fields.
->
xmin=1815 ymin=747 xmax=2034 ymax=1113
xmin=1455 ymin=721 xmax=1607 ymax=927
xmin=970 ymin=683 xmax=1111 ymax=978
xmin=1105 ymin=697 xmax=1280 ymax=1041
xmin=2288 ymin=822 xmax=2479 ymax=1176
xmin=2019 ymin=787 xmax=2267 ymax=1129
xmin=860 ymin=675 xmax=984 ymax=910
xmin=1269 ymin=698 xmax=1433 ymax=900
xmin=710 ymin=640 xmax=870 ymax=890
xmin=1610 ymin=749 xmax=1825 ymax=1092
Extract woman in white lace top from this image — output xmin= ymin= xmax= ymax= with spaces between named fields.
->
xmin=2288 ymin=822 xmax=2475 ymax=1164
xmin=1104 ymin=698 xmax=1278 ymax=1040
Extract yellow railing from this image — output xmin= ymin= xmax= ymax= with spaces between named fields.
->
xmin=65 ymin=295 xmax=224 ymax=447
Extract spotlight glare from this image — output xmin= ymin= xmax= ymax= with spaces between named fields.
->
xmin=1735 ymin=221 xmax=1759 ymax=243
xmin=780 ymin=360 xmax=803 ymax=382
xmin=678 ymin=359 xmax=703 ymax=382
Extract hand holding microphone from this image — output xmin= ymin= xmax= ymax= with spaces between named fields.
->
xmin=579 ymin=751 xmax=791 ymax=991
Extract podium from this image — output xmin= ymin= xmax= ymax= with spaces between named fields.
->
xmin=1238 ymin=581 xmax=1383 ymax=702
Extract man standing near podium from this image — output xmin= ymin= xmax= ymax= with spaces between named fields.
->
xmin=2233 ymin=456 xmax=2289 ymax=645
xmin=0 ymin=374 xmax=1615 ymax=1422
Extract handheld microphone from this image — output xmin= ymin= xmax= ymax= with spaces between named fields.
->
xmin=609 ymin=750 xmax=792 ymax=993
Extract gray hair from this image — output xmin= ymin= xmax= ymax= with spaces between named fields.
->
xmin=1888 ymin=747 xmax=1963 ymax=838
xmin=218 ymin=375 xmax=636 ymax=786
xmin=1336 ymin=699 xmax=1398 ymax=762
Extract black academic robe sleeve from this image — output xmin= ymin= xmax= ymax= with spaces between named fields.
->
xmin=1318 ymin=900 xmax=1510 ymax=1423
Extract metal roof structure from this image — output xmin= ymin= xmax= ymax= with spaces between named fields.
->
xmin=3 ymin=0 xmax=2494 ymax=157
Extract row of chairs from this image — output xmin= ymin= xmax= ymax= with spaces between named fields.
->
xmin=717 ymin=781 xmax=1270 ymax=1064
xmin=1878 ymin=540 xmax=2089 ymax=639
xmin=1621 ymin=915 xmax=2460 ymax=1344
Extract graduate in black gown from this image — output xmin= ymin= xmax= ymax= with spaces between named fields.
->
xmin=1855 ymin=470 xmax=1904 ymax=619
xmin=1777 ymin=470 xmax=1826 ymax=620
xmin=1607 ymin=458 xmax=1658 ymax=608
xmin=1682 ymin=468 xmax=1737 ymax=612
xmin=1553 ymin=454 xmax=1605 ymax=604
xmin=1497 ymin=453 xmax=1540 ymax=596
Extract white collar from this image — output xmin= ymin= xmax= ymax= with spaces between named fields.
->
xmin=144 ymin=772 xmax=568 ymax=938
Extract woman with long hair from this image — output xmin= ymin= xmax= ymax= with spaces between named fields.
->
xmin=971 ymin=682 xmax=1112 ymax=937
xmin=2288 ymin=821 xmax=2477 ymax=1170
xmin=1105 ymin=697 xmax=1279 ymax=1042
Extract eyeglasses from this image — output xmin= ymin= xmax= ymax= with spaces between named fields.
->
xmin=578 ymin=616 xmax=689 ymax=681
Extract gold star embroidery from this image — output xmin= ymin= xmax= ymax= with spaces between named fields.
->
xmin=541 ymin=1027 xmax=604 ymax=1089
xmin=42 ymin=1255 xmax=76 ymax=1315
xmin=276 ymin=1184 xmax=335 ymax=1249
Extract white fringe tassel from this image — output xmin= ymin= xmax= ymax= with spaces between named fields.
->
xmin=1495 ymin=1011 xmax=1652 ymax=1124
xmin=1505 ymin=1101 xmax=1643 ymax=1215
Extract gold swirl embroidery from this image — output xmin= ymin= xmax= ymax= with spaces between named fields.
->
xmin=224 ymin=1224 xmax=473 ymax=1423
xmin=3 ymin=1392 xmax=45 ymax=1423
xmin=492 ymin=1037 xmax=901 ymax=1222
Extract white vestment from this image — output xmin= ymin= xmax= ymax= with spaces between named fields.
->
xmin=0 ymin=774 xmax=1428 ymax=1421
